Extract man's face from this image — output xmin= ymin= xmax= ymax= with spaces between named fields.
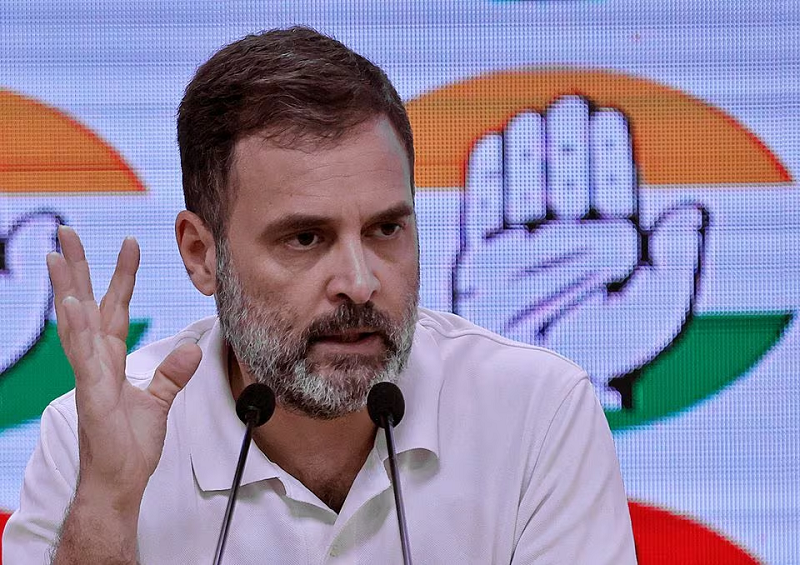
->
xmin=215 ymin=117 xmax=419 ymax=419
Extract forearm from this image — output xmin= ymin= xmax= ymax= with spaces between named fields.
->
xmin=41 ymin=228 xmax=200 ymax=565
xmin=51 ymin=484 xmax=142 ymax=565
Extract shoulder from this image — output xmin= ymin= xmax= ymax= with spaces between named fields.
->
xmin=124 ymin=315 xmax=218 ymax=384
xmin=414 ymin=308 xmax=591 ymax=424
xmin=416 ymin=307 xmax=586 ymax=386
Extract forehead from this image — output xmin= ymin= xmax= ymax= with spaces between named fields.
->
xmin=228 ymin=118 xmax=413 ymax=222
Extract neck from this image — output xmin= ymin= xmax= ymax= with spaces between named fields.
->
xmin=227 ymin=346 xmax=377 ymax=511
xmin=253 ymin=406 xmax=377 ymax=474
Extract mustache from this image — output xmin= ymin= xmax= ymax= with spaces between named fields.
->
xmin=304 ymin=302 xmax=399 ymax=346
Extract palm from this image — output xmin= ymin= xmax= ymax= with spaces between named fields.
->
xmin=48 ymin=227 xmax=201 ymax=494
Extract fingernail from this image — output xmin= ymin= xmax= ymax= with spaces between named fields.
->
xmin=175 ymin=335 xmax=200 ymax=348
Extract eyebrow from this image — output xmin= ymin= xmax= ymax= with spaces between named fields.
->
xmin=366 ymin=202 xmax=415 ymax=226
xmin=264 ymin=202 xmax=415 ymax=236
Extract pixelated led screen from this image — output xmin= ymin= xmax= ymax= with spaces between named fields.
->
xmin=1 ymin=1 xmax=798 ymax=562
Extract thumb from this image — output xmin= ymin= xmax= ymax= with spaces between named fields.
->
xmin=648 ymin=203 xmax=707 ymax=269
xmin=148 ymin=341 xmax=202 ymax=407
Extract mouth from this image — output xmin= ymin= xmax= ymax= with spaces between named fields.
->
xmin=315 ymin=330 xmax=376 ymax=342
xmin=309 ymin=330 xmax=384 ymax=354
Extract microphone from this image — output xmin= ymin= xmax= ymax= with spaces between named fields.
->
xmin=235 ymin=383 xmax=275 ymax=426
xmin=368 ymin=382 xmax=412 ymax=565
xmin=213 ymin=383 xmax=275 ymax=565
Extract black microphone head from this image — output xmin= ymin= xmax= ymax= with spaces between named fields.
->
xmin=235 ymin=383 xmax=275 ymax=427
xmin=367 ymin=382 xmax=405 ymax=428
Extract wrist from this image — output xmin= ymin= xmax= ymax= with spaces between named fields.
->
xmin=53 ymin=484 xmax=142 ymax=565
xmin=74 ymin=474 xmax=146 ymax=518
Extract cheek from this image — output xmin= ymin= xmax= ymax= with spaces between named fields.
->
xmin=246 ymin=271 xmax=324 ymax=325
xmin=382 ymin=257 xmax=420 ymax=301
xmin=235 ymin=249 xmax=308 ymax=293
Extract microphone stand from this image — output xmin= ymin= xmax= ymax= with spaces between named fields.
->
xmin=213 ymin=412 xmax=257 ymax=565
xmin=381 ymin=414 xmax=413 ymax=565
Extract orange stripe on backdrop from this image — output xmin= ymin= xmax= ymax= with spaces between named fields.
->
xmin=0 ymin=89 xmax=145 ymax=193
xmin=406 ymin=70 xmax=792 ymax=189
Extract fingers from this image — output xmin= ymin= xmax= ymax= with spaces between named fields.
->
xmin=464 ymin=96 xmax=636 ymax=247
xmin=48 ymin=226 xmax=94 ymax=343
xmin=56 ymin=225 xmax=96 ymax=303
xmin=545 ymin=96 xmax=591 ymax=219
xmin=60 ymin=295 xmax=96 ymax=373
xmin=464 ymin=133 xmax=504 ymax=248
xmin=48 ymin=229 xmax=141 ymax=344
xmin=148 ymin=342 xmax=203 ymax=407
xmin=505 ymin=111 xmax=546 ymax=224
xmin=100 ymin=237 xmax=140 ymax=340
xmin=47 ymin=251 xmax=74 ymax=342
xmin=494 ymin=97 xmax=637 ymax=227
xmin=590 ymin=109 xmax=637 ymax=217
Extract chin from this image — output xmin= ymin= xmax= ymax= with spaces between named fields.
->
xmin=311 ymin=351 xmax=388 ymax=374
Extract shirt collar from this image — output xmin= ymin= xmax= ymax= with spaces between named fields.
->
xmin=184 ymin=320 xmax=281 ymax=492
xmin=380 ymin=324 xmax=442 ymax=461
xmin=183 ymin=315 xmax=442 ymax=493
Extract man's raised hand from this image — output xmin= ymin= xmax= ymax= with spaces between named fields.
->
xmin=46 ymin=226 xmax=202 ymax=505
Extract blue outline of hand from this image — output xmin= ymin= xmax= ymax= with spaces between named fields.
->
xmin=453 ymin=96 xmax=708 ymax=409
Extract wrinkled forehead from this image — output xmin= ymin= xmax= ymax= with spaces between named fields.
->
xmin=229 ymin=118 xmax=413 ymax=196
xmin=223 ymin=118 xmax=413 ymax=227
xmin=228 ymin=117 xmax=412 ymax=187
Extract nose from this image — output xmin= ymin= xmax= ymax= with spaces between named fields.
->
xmin=325 ymin=237 xmax=380 ymax=305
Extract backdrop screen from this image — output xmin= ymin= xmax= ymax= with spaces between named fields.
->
xmin=1 ymin=1 xmax=798 ymax=562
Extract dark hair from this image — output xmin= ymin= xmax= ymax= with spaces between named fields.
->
xmin=177 ymin=26 xmax=414 ymax=240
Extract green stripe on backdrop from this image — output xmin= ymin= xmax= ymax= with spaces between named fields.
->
xmin=606 ymin=313 xmax=793 ymax=431
xmin=0 ymin=321 xmax=148 ymax=431
xmin=0 ymin=315 xmax=792 ymax=433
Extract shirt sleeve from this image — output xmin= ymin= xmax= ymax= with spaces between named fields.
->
xmin=2 ymin=402 xmax=80 ymax=565
xmin=511 ymin=376 xmax=638 ymax=564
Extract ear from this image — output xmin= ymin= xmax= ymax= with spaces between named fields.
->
xmin=175 ymin=210 xmax=217 ymax=296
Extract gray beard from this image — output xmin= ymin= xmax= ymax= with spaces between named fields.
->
xmin=214 ymin=242 xmax=418 ymax=420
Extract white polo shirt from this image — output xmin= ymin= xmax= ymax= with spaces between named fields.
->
xmin=3 ymin=308 xmax=636 ymax=564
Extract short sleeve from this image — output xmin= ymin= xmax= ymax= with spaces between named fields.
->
xmin=2 ymin=402 xmax=80 ymax=565
xmin=511 ymin=377 xmax=637 ymax=564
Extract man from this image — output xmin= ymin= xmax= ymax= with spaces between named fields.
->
xmin=3 ymin=27 xmax=636 ymax=563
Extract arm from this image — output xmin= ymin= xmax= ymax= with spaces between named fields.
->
xmin=2 ymin=402 xmax=147 ymax=565
xmin=5 ymin=227 xmax=201 ymax=564
xmin=511 ymin=377 xmax=637 ymax=564
xmin=3 ymin=400 xmax=142 ymax=564
xmin=2 ymin=405 xmax=77 ymax=564
xmin=52 ymin=485 xmax=141 ymax=565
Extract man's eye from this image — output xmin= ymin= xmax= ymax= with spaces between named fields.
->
xmin=376 ymin=223 xmax=401 ymax=237
xmin=288 ymin=232 xmax=319 ymax=248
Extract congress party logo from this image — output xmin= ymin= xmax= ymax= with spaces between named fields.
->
xmin=0 ymin=89 xmax=149 ymax=525
xmin=407 ymin=70 xmax=793 ymax=429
